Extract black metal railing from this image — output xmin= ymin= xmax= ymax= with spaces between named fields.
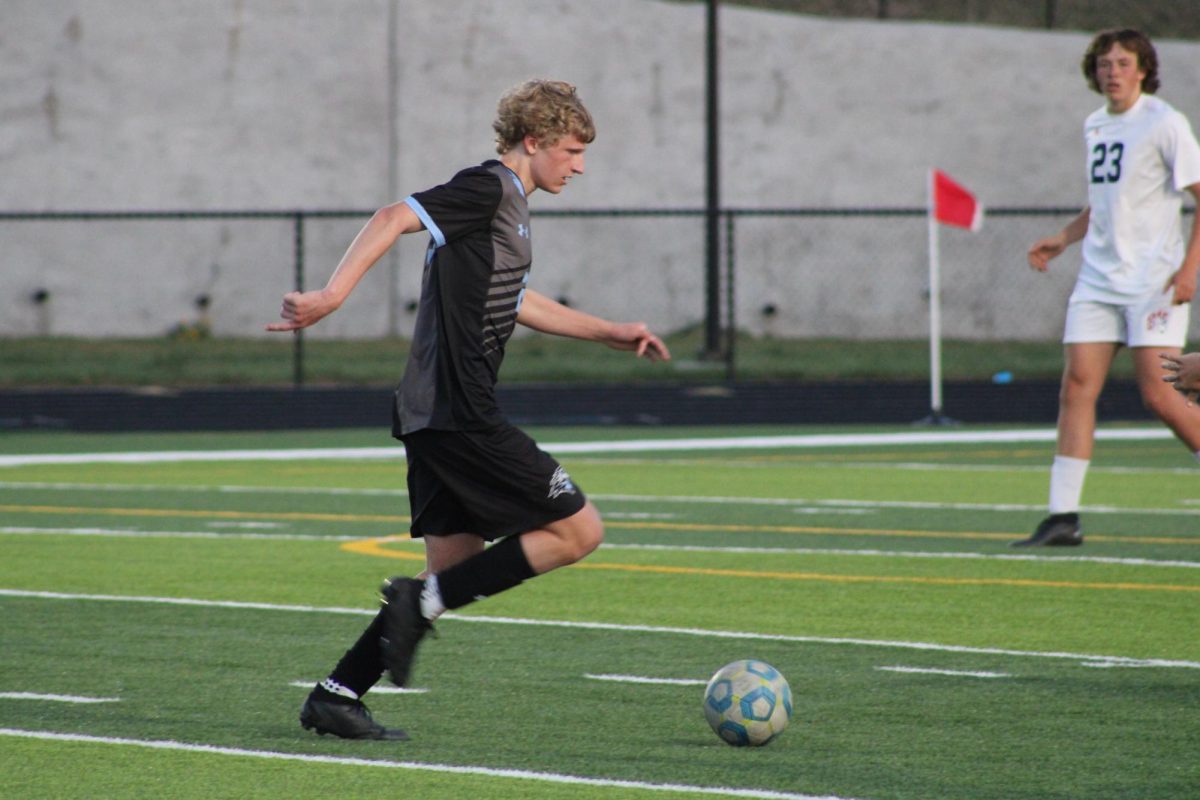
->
xmin=0 ymin=205 xmax=1104 ymax=385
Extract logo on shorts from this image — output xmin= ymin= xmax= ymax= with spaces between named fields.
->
xmin=1146 ymin=309 xmax=1170 ymax=334
xmin=548 ymin=466 xmax=577 ymax=499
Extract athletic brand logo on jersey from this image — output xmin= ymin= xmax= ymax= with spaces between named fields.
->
xmin=517 ymin=223 xmax=529 ymax=239
xmin=1146 ymin=309 xmax=1170 ymax=334
xmin=547 ymin=466 xmax=577 ymax=499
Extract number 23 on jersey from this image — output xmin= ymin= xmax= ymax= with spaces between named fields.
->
xmin=1090 ymin=141 xmax=1124 ymax=183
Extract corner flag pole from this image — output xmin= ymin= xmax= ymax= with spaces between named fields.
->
xmin=925 ymin=167 xmax=946 ymax=423
xmin=921 ymin=168 xmax=981 ymax=426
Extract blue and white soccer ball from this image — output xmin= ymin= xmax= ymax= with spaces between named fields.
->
xmin=703 ymin=659 xmax=793 ymax=746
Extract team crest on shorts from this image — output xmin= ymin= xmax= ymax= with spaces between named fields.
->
xmin=1146 ymin=309 xmax=1170 ymax=334
xmin=547 ymin=466 xmax=577 ymax=499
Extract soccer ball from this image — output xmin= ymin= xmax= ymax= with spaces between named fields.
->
xmin=703 ymin=659 xmax=792 ymax=746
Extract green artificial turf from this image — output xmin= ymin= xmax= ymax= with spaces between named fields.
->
xmin=1 ymin=425 xmax=1197 ymax=799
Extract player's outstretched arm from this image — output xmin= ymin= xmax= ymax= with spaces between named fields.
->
xmin=1027 ymin=207 xmax=1090 ymax=272
xmin=516 ymin=289 xmax=671 ymax=362
xmin=266 ymin=202 xmax=424 ymax=332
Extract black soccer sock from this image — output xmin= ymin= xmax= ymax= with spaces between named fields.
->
xmin=436 ymin=534 xmax=537 ymax=610
xmin=326 ymin=613 xmax=386 ymax=697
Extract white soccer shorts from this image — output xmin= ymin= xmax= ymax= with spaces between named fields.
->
xmin=1062 ymin=293 xmax=1190 ymax=348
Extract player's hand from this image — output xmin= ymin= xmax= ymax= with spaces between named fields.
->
xmin=1027 ymin=234 xmax=1066 ymax=272
xmin=606 ymin=322 xmax=671 ymax=362
xmin=1163 ymin=268 xmax=1198 ymax=305
xmin=265 ymin=290 xmax=337 ymax=332
xmin=1161 ymin=352 xmax=1200 ymax=405
xmin=635 ymin=331 xmax=671 ymax=362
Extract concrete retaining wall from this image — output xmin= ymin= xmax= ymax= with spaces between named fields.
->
xmin=3 ymin=1 xmax=1199 ymax=340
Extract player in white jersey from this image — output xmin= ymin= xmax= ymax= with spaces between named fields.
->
xmin=1015 ymin=29 xmax=1200 ymax=546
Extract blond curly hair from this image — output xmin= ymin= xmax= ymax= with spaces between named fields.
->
xmin=493 ymin=79 xmax=596 ymax=154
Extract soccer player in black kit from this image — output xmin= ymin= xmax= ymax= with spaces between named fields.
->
xmin=268 ymin=79 xmax=670 ymax=740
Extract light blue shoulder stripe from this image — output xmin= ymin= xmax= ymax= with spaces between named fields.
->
xmin=508 ymin=172 xmax=526 ymax=198
xmin=404 ymin=196 xmax=445 ymax=247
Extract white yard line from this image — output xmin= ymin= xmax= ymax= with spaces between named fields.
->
xmin=454 ymin=614 xmax=1200 ymax=670
xmin=588 ymin=667 xmax=1012 ymax=685
xmin=0 ymin=480 xmax=408 ymax=496
xmin=0 ymin=693 xmax=120 ymax=704
xmin=875 ymin=666 xmax=1011 ymax=679
xmin=0 ymin=427 xmax=1177 ymax=468
xmin=584 ymin=674 xmax=709 ymax=686
xmin=599 ymin=542 xmax=1200 ymax=570
xmin=4 ymin=480 xmax=1198 ymax=518
xmin=4 ymin=526 xmax=1198 ymax=570
xmin=287 ymin=681 xmax=426 ymax=695
xmin=0 ymin=728 xmax=862 ymax=800
xmin=795 ymin=498 xmax=1200 ymax=517
xmin=2 ymin=588 xmax=1196 ymax=671
xmin=0 ymin=526 xmax=363 ymax=542
xmin=0 ymin=447 xmax=405 ymax=467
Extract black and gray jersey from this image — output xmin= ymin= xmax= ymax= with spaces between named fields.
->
xmin=393 ymin=160 xmax=532 ymax=435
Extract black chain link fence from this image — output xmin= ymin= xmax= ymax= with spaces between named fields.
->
xmin=723 ymin=0 xmax=1200 ymax=40
xmin=12 ymin=205 xmax=1187 ymax=386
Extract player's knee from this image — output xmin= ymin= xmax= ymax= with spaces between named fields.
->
xmin=1059 ymin=373 xmax=1100 ymax=407
xmin=565 ymin=505 xmax=604 ymax=562
xmin=577 ymin=519 xmax=604 ymax=558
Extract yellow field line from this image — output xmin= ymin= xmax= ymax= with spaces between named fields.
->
xmin=341 ymin=537 xmax=425 ymax=560
xmin=339 ymin=536 xmax=1199 ymax=593
xmin=1 ymin=503 xmax=1195 ymax=545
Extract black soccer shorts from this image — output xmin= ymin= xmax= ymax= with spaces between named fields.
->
xmin=400 ymin=424 xmax=587 ymax=540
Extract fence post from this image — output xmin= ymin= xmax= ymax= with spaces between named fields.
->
xmin=292 ymin=212 xmax=305 ymax=388
xmin=724 ymin=211 xmax=736 ymax=382
xmin=704 ymin=0 xmax=723 ymax=359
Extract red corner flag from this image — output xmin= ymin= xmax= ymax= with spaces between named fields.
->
xmin=931 ymin=169 xmax=983 ymax=232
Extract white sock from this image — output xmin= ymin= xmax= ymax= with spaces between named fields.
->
xmin=320 ymin=678 xmax=358 ymax=700
xmin=420 ymin=574 xmax=446 ymax=621
xmin=1194 ymin=450 xmax=1200 ymax=464
xmin=1048 ymin=455 xmax=1089 ymax=514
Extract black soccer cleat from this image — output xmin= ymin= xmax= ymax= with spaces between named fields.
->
xmin=379 ymin=576 xmax=434 ymax=688
xmin=299 ymin=693 xmax=409 ymax=741
xmin=1010 ymin=514 xmax=1083 ymax=547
